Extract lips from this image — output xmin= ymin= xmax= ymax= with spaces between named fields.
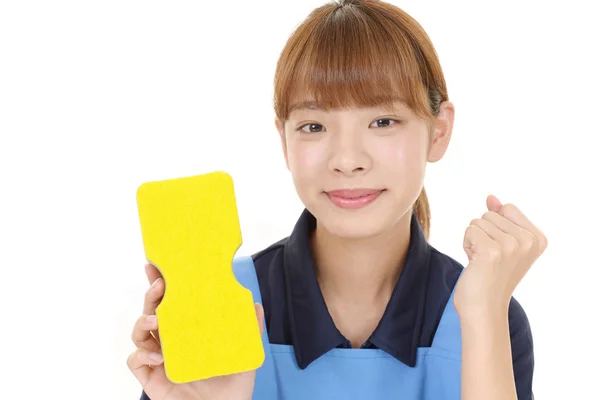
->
xmin=325 ymin=188 xmax=385 ymax=209
xmin=326 ymin=189 xmax=383 ymax=198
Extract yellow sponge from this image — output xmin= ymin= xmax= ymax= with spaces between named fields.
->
xmin=136 ymin=171 xmax=264 ymax=383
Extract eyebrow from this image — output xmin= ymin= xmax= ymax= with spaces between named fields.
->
xmin=288 ymin=97 xmax=408 ymax=115
xmin=289 ymin=101 xmax=321 ymax=113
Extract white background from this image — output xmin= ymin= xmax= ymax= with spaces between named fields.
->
xmin=1 ymin=0 xmax=598 ymax=399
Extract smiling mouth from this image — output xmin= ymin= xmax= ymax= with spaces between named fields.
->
xmin=325 ymin=188 xmax=385 ymax=209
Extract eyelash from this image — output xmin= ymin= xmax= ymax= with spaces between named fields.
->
xmin=296 ymin=118 xmax=403 ymax=133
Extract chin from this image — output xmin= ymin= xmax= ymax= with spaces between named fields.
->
xmin=307 ymin=192 xmax=406 ymax=240
xmin=321 ymin=217 xmax=386 ymax=239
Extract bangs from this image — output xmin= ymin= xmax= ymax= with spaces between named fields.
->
xmin=274 ymin=4 xmax=432 ymax=122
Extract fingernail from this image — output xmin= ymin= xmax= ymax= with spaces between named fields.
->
xmin=149 ymin=352 xmax=163 ymax=362
xmin=151 ymin=279 xmax=159 ymax=288
xmin=146 ymin=315 xmax=157 ymax=324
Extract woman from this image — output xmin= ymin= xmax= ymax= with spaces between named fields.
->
xmin=128 ymin=1 xmax=547 ymax=398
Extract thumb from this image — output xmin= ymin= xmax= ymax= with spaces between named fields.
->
xmin=486 ymin=194 xmax=503 ymax=213
xmin=255 ymin=303 xmax=265 ymax=335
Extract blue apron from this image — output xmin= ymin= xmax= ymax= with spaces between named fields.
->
xmin=233 ymin=256 xmax=463 ymax=400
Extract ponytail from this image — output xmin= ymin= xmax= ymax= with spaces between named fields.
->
xmin=413 ymin=186 xmax=430 ymax=241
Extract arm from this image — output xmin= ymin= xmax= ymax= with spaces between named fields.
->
xmin=455 ymin=198 xmax=544 ymax=400
xmin=460 ymin=297 xmax=534 ymax=400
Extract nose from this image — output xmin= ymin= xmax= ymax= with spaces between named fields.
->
xmin=327 ymin=131 xmax=372 ymax=176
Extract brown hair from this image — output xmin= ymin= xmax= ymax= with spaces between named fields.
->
xmin=273 ymin=0 xmax=448 ymax=240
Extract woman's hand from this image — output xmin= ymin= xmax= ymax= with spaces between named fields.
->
xmin=454 ymin=195 xmax=548 ymax=318
xmin=127 ymin=263 xmax=265 ymax=400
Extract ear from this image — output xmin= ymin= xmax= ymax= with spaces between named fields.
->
xmin=275 ymin=118 xmax=290 ymax=170
xmin=427 ymin=100 xmax=455 ymax=163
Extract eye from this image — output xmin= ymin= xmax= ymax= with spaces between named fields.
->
xmin=297 ymin=123 xmax=324 ymax=133
xmin=370 ymin=118 xmax=402 ymax=128
xmin=296 ymin=118 xmax=403 ymax=133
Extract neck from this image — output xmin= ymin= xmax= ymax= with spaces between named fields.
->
xmin=310 ymin=211 xmax=413 ymax=305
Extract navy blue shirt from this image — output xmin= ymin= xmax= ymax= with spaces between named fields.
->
xmin=140 ymin=209 xmax=534 ymax=399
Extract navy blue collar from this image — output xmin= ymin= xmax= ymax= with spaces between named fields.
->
xmin=282 ymin=208 xmax=432 ymax=369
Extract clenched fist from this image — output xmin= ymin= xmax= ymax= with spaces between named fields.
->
xmin=454 ymin=195 xmax=548 ymax=318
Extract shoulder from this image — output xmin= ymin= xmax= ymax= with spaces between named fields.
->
xmin=251 ymin=236 xmax=288 ymax=279
xmin=420 ymin=246 xmax=465 ymax=344
xmin=428 ymin=245 xmax=464 ymax=291
xmin=507 ymin=294 xmax=535 ymax=388
xmin=252 ymin=237 xmax=287 ymax=264
xmin=232 ymin=237 xmax=287 ymax=303
xmin=244 ymin=237 xmax=291 ymax=340
xmin=246 ymin=237 xmax=289 ymax=309
xmin=508 ymin=296 xmax=533 ymax=338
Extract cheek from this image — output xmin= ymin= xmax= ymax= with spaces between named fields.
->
xmin=374 ymin=136 xmax=426 ymax=172
xmin=287 ymin=142 xmax=325 ymax=179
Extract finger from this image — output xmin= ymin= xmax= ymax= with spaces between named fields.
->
xmin=472 ymin=216 xmax=513 ymax=242
xmin=500 ymin=204 xmax=548 ymax=250
xmin=464 ymin=223 xmax=498 ymax=262
xmin=143 ymin=278 xmax=165 ymax=316
xmin=132 ymin=315 xmax=161 ymax=353
xmin=481 ymin=210 xmax=541 ymax=253
xmin=127 ymin=348 xmax=164 ymax=387
xmin=481 ymin=211 xmax=519 ymax=235
xmin=151 ymin=327 xmax=161 ymax=345
xmin=145 ymin=263 xmax=163 ymax=285
xmin=143 ymin=278 xmax=165 ymax=343
xmin=472 ymin=217 xmax=523 ymax=255
xmin=498 ymin=203 xmax=540 ymax=235
xmin=486 ymin=194 xmax=503 ymax=212
xmin=483 ymin=208 xmax=534 ymax=241
xmin=255 ymin=303 xmax=265 ymax=335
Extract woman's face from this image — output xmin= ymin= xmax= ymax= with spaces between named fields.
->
xmin=276 ymin=99 xmax=454 ymax=239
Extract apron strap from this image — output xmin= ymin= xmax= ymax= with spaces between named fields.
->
xmin=430 ymin=269 xmax=464 ymax=356
xmin=232 ymin=256 xmax=279 ymax=399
